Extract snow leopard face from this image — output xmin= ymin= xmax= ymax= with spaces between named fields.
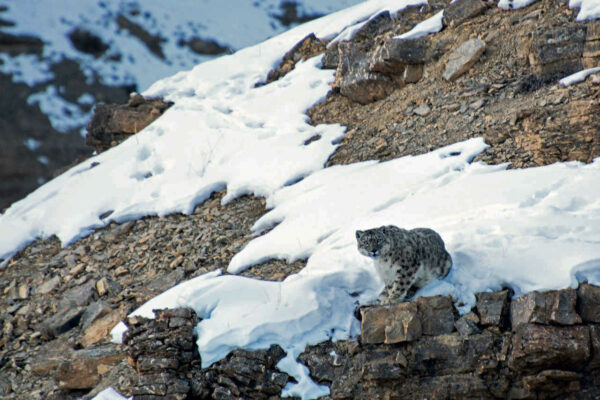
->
xmin=356 ymin=228 xmax=389 ymax=258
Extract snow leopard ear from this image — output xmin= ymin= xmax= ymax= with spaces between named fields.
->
xmin=356 ymin=230 xmax=363 ymax=240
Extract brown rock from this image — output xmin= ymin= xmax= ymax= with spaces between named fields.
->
xmin=385 ymin=303 xmax=422 ymax=344
xmin=508 ymin=323 xmax=590 ymax=373
xmin=510 ymin=288 xmax=581 ymax=329
xmin=578 ymin=283 xmax=600 ymax=323
xmin=403 ymin=63 xmax=423 ymax=83
xmin=476 ymin=290 xmax=510 ymax=327
xmin=86 ymin=97 xmax=173 ymax=153
xmin=455 ymin=313 xmax=481 ymax=337
xmin=36 ymin=275 xmax=61 ymax=295
xmin=56 ymin=345 xmax=125 ymax=389
xmin=41 ymin=304 xmax=86 ymax=337
xmin=521 ymin=370 xmax=582 ymax=397
xmin=443 ymin=0 xmax=488 ymax=28
xmin=337 ymin=42 xmax=398 ymax=104
xmin=443 ymin=37 xmax=486 ymax=81
xmin=360 ymin=306 xmax=390 ymax=344
xmin=415 ymin=295 xmax=456 ymax=336
xmin=81 ymin=308 xmax=128 ymax=348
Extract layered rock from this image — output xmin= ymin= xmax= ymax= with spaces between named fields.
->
xmin=86 ymin=94 xmax=173 ymax=153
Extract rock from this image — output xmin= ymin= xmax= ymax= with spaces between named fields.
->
xmin=443 ymin=0 xmax=488 ymax=27
xmin=95 ymin=277 xmax=120 ymax=297
xmin=81 ymin=308 xmax=127 ymax=348
xmin=17 ymin=283 xmax=29 ymax=299
xmin=578 ymin=283 xmax=600 ymax=323
xmin=510 ymin=288 xmax=581 ymax=329
xmin=415 ymin=295 xmax=456 ymax=336
xmin=337 ymin=42 xmax=397 ymax=104
xmin=185 ymin=37 xmax=229 ymax=55
xmin=56 ymin=345 xmax=124 ymax=389
xmin=443 ymin=37 xmax=486 ymax=81
xmin=68 ymin=28 xmax=109 ymax=58
xmin=520 ymin=370 xmax=582 ymax=398
xmin=80 ymin=300 xmax=111 ymax=330
xmin=413 ymin=104 xmax=431 ymax=116
xmin=41 ymin=304 xmax=86 ymax=337
xmin=63 ymin=279 xmax=96 ymax=307
xmin=127 ymin=92 xmax=145 ymax=107
xmin=36 ymin=275 xmax=60 ymax=294
xmin=455 ymin=314 xmax=481 ymax=337
xmin=321 ymin=43 xmax=339 ymax=69
xmin=86 ymin=97 xmax=173 ymax=153
xmin=403 ymin=63 xmax=423 ymax=83
xmin=0 ymin=32 xmax=44 ymax=55
xmin=385 ymin=303 xmax=422 ymax=344
xmin=508 ymin=323 xmax=590 ymax=373
xmin=475 ymin=290 xmax=510 ymax=327
xmin=370 ymin=37 xmax=432 ymax=74
xmin=589 ymin=325 xmax=600 ymax=368
xmin=528 ymin=25 xmax=585 ymax=77
xmin=360 ymin=306 xmax=389 ymax=344
xmin=266 ymin=33 xmax=326 ymax=83
xmin=352 ymin=11 xmax=394 ymax=42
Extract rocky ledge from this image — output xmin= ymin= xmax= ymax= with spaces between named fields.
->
xmin=42 ymin=284 xmax=600 ymax=399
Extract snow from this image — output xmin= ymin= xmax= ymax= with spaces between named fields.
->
xmin=24 ymin=138 xmax=41 ymax=152
xmin=560 ymin=67 xmax=600 ymax=86
xmin=2 ymin=0 xmax=362 ymax=134
xmin=27 ymin=86 xmax=94 ymax=133
xmin=91 ymin=387 xmax=131 ymax=400
xmin=570 ymin=0 xmax=600 ymax=20
xmin=498 ymin=0 xmax=599 ymax=20
xmin=395 ymin=10 xmax=444 ymax=40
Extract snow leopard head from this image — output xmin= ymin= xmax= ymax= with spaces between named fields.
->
xmin=356 ymin=228 xmax=389 ymax=258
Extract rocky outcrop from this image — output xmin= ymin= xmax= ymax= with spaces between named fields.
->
xmin=85 ymin=94 xmax=173 ymax=153
xmin=300 ymin=285 xmax=600 ymax=399
xmin=123 ymin=308 xmax=289 ymax=400
xmin=265 ymin=33 xmax=327 ymax=84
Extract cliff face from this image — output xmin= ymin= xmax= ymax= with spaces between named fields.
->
xmin=1 ymin=0 xmax=599 ymax=399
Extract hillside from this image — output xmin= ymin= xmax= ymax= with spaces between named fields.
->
xmin=0 ymin=0 xmax=361 ymax=210
xmin=1 ymin=0 xmax=600 ymax=399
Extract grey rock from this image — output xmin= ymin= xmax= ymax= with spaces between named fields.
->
xmin=80 ymin=300 xmax=111 ymax=330
xmin=455 ymin=315 xmax=481 ymax=337
xmin=337 ymin=42 xmax=397 ymax=104
xmin=443 ymin=38 xmax=486 ymax=81
xmin=403 ymin=63 xmax=424 ymax=83
xmin=370 ymin=37 xmax=432 ymax=74
xmin=475 ymin=290 xmax=510 ymax=327
xmin=36 ymin=275 xmax=61 ymax=295
xmin=578 ymin=283 xmax=600 ymax=323
xmin=62 ymin=279 xmax=96 ymax=307
xmin=413 ymin=104 xmax=431 ymax=116
xmin=41 ymin=305 xmax=86 ymax=337
xmin=443 ymin=0 xmax=488 ymax=28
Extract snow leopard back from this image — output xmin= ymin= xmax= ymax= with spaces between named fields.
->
xmin=356 ymin=225 xmax=452 ymax=304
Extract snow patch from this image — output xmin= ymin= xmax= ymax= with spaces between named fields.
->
xmin=560 ymin=67 xmax=600 ymax=86
xmin=395 ymin=10 xmax=444 ymax=39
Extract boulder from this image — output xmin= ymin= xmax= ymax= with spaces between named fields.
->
xmin=443 ymin=0 xmax=488 ymax=28
xmin=266 ymin=33 xmax=326 ymax=83
xmin=510 ymin=288 xmax=581 ymax=329
xmin=508 ymin=323 xmax=590 ymax=373
xmin=528 ymin=25 xmax=585 ymax=77
xmin=86 ymin=95 xmax=173 ymax=153
xmin=337 ymin=42 xmax=398 ymax=104
xmin=56 ymin=345 xmax=125 ymax=389
xmin=361 ymin=302 xmax=423 ymax=344
xmin=475 ymin=290 xmax=510 ymax=327
xmin=370 ymin=37 xmax=432 ymax=74
xmin=414 ymin=295 xmax=456 ymax=336
xmin=443 ymin=37 xmax=486 ymax=81
xmin=578 ymin=283 xmax=600 ymax=323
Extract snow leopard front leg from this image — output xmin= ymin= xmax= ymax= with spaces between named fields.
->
xmin=380 ymin=271 xmax=418 ymax=304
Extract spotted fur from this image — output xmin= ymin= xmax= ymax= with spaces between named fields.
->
xmin=356 ymin=225 xmax=452 ymax=304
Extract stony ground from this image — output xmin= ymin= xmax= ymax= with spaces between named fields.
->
xmin=1 ymin=0 xmax=599 ymax=398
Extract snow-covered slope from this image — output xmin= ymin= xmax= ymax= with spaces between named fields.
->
xmin=2 ymin=0 xmax=600 ymax=399
xmin=1 ymin=0 xmax=362 ymax=134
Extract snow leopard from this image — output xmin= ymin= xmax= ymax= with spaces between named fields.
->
xmin=356 ymin=225 xmax=452 ymax=304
